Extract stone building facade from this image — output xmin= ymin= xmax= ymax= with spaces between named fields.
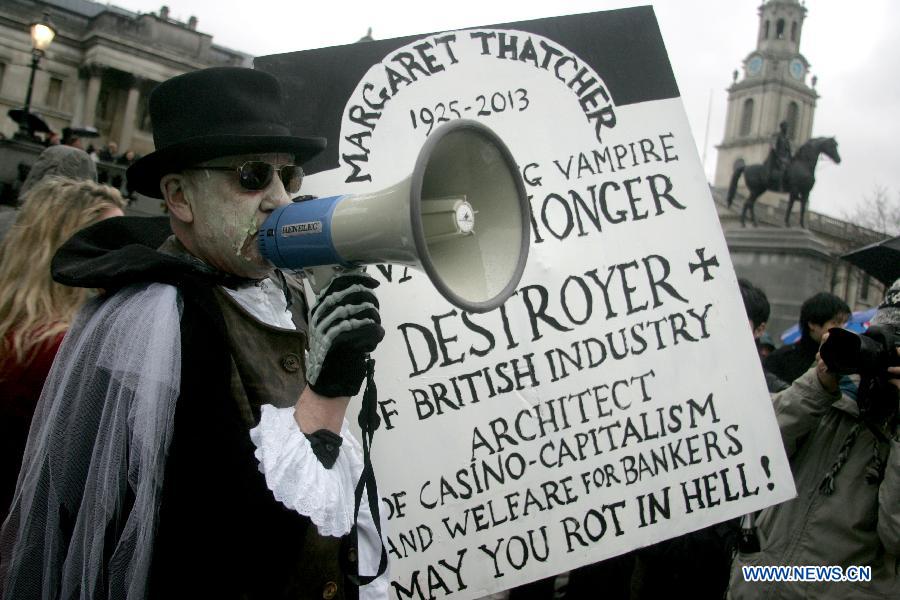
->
xmin=0 ymin=0 xmax=250 ymax=156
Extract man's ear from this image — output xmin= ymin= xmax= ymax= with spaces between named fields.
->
xmin=161 ymin=174 xmax=193 ymax=224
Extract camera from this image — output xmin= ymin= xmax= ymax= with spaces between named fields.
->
xmin=820 ymin=325 xmax=900 ymax=420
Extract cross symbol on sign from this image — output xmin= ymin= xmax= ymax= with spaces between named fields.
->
xmin=689 ymin=248 xmax=720 ymax=282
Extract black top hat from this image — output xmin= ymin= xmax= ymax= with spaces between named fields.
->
xmin=127 ymin=67 xmax=326 ymax=198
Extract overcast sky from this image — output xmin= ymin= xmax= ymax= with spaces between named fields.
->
xmin=111 ymin=0 xmax=899 ymax=221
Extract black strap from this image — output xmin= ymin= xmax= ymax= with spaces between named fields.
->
xmin=348 ymin=357 xmax=389 ymax=586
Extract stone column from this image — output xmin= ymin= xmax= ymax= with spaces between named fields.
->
xmin=119 ymin=76 xmax=141 ymax=151
xmin=81 ymin=65 xmax=103 ymax=128
xmin=70 ymin=71 xmax=88 ymax=128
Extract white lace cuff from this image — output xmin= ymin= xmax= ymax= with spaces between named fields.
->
xmin=249 ymin=404 xmax=364 ymax=537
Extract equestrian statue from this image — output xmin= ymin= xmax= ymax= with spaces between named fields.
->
xmin=726 ymin=121 xmax=841 ymax=228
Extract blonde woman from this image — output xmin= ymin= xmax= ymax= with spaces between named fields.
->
xmin=0 ymin=177 xmax=125 ymax=520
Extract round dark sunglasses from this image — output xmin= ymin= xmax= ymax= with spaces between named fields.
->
xmin=185 ymin=162 xmax=304 ymax=194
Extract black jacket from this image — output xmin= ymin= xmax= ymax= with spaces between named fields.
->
xmin=51 ymin=217 xmax=358 ymax=600
xmin=763 ymin=336 xmax=820 ymax=386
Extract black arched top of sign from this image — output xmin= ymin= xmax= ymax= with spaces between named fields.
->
xmin=257 ymin=7 xmax=679 ymax=175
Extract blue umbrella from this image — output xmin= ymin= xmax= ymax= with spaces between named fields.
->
xmin=779 ymin=307 xmax=878 ymax=345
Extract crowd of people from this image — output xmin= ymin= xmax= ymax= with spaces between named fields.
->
xmin=0 ymin=128 xmax=140 ymax=203
xmin=0 ymin=65 xmax=897 ymax=600
xmin=68 ymin=134 xmax=140 ymax=190
xmin=41 ymin=128 xmax=139 ymax=168
xmin=87 ymin=140 xmax=139 ymax=168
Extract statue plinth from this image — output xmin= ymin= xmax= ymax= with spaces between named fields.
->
xmin=725 ymin=226 xmax=834 ymax=341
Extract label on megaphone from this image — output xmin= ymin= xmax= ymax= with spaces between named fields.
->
xmin=259 ymin=196 xmax=353 ymax=268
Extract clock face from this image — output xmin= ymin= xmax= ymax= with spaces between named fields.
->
xmin=747 ymin=55 xmax=763 ymax=76
xmin=789 ymin=58 xmax=804 ymax=80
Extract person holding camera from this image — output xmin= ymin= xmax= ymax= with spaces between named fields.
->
xmin=1 ymin=68 xmax=388 ymax=599
xmin=764 ymin=292 xmax=850 ymax=385
xmin=728 ymin=279 xmax=900 ymax=599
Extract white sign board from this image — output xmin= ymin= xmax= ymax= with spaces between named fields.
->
xmin=259 ymin=8 xmax=795 ymax=598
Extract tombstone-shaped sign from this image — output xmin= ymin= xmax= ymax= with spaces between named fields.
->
xmin=258 ymin=7 xmax=795 ymax=598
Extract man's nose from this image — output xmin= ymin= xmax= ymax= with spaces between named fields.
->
xmin=260 ymin=172 xmax=291 ymax=211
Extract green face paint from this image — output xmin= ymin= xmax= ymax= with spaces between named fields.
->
xmin=236 ymin=215 xmax=260 ymax=259
xmin=179 ymin=153 xmax=293 ymax=278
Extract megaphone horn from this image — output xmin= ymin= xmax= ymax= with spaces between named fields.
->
xmin=259 ymin=119 xmax=530 ymax=313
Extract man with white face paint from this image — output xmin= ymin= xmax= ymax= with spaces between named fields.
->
xmin=0 ymin=68 xmax=389 ymax=600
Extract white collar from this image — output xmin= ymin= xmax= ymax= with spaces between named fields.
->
xmin=223 ymin=278 xmax=296 ymax=330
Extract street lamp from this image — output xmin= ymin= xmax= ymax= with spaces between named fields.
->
xmin=17 ymin=12 xmax=56 ymax=139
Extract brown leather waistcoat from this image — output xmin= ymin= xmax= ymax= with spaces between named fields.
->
xmin=213 ymin=282 xmax=359 ymax=600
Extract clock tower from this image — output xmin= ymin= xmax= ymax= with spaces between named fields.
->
xmin=714 ymin=0 xmax=818 ymax=190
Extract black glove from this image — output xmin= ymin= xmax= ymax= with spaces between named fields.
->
xmin=306 ymin=272 xmax=384 ymax=397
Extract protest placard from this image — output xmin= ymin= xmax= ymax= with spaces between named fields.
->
xmin=258 ymin=7 xmax=796 ymax=598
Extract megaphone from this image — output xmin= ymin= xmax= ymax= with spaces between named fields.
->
xmin=259 ymin=120 xmax=530 ymax=313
